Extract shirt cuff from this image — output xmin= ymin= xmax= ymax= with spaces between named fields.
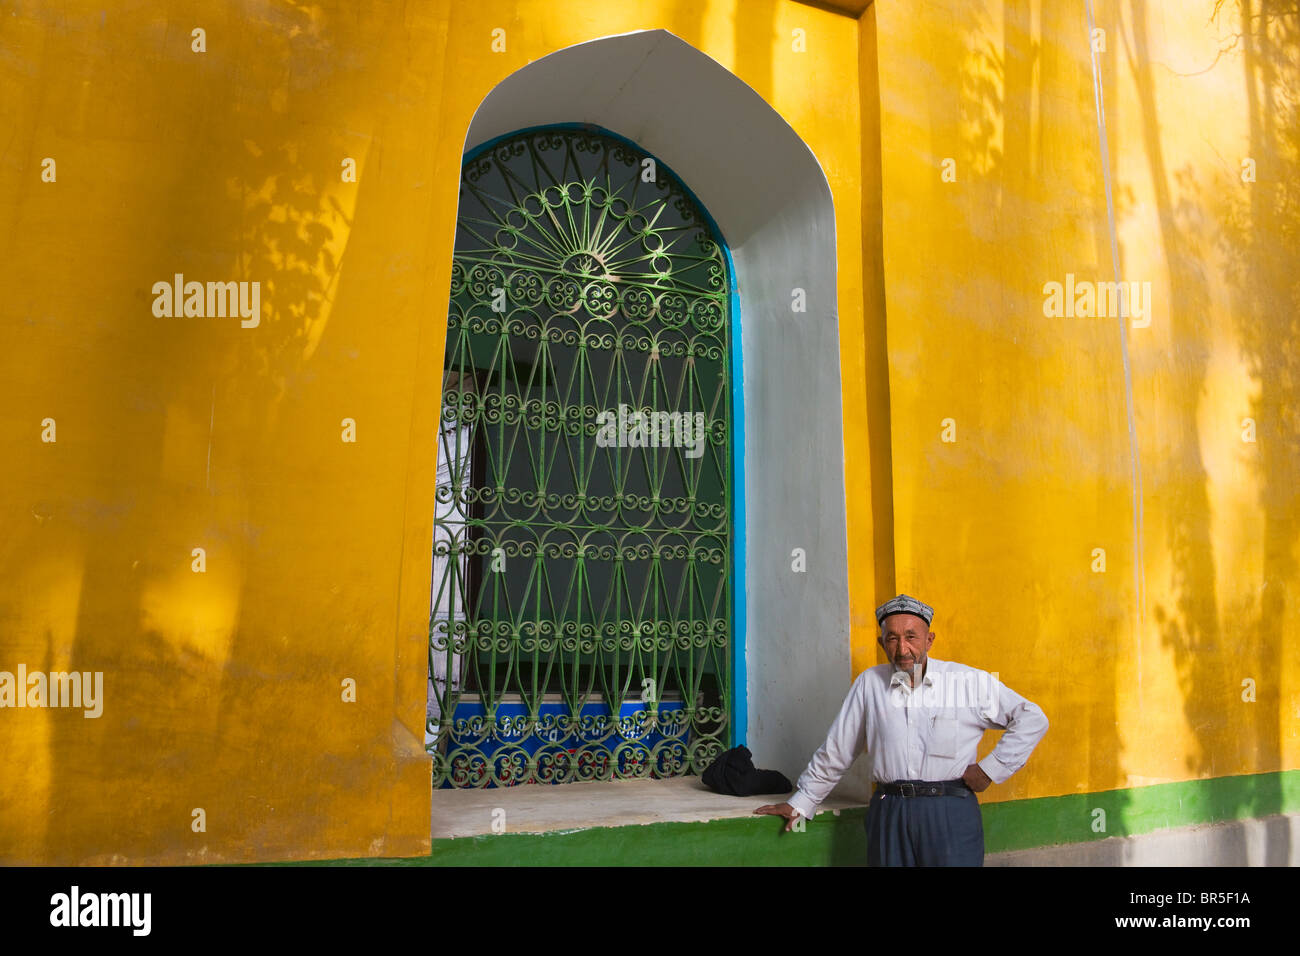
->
xmin=787 ymin=790 xmax=818 ymax=820
xmin=977 ymin=754 xmax=1014 ymax=786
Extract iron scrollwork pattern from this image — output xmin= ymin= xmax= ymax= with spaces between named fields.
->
xmin=428 ymin=128 xmax=732 ymax=787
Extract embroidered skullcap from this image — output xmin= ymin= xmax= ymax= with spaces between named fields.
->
xmin=875 ymin=594 xmax=934 ymax=627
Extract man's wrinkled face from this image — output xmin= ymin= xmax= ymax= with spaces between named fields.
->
xmin=879 ymin=614 xmax=935 ymax=681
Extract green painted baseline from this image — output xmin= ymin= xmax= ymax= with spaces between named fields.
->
xmin=271 ymin=769 xmax=1300 ymax=866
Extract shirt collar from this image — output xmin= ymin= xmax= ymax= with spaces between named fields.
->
xmin=889 ymin=656 xmax=944 ymax=689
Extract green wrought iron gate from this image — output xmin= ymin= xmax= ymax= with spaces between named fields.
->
xmin=428 ymin=126 xmax=732 ymax=788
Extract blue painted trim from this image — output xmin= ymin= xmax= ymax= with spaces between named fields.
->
xmin=460 ymin=123 xmax=747 ymax=748
xmin=726 ymin=244 xmax=746 ymax=748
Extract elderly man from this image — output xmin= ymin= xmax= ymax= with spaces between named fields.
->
xmin=754 ymin=594 xmax=1048 ymax=866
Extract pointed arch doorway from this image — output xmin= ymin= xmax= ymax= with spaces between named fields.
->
xmin=421 ymin=29 xmax=852 ymax=811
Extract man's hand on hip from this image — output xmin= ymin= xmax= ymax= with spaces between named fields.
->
xmin=962 ymin=763 xmax=992 ymax=792
xmin=753 ymin=802 xmax=802 ymax=831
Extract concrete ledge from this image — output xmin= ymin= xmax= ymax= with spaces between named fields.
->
xmin=430 ymin=775 xmax=868 ymax=838
xmin=988 ymin=812 xmax=1300 ymax=866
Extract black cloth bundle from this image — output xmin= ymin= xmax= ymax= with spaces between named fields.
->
xmin=701 ymin=745 xmax=793 ymax=797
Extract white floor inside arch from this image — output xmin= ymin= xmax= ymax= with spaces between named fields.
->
xmin=430 ymin=775 xmax=868 ymax=839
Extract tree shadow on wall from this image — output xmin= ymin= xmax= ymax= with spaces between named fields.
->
xmin=953 ymin=0 xmax=1135 ymax=849
xmin=1123 ymin=0 xmax=1221 ymax=796
xmin=233 ymin=137 xmax=348 ymax=414
xmin=39 ymin=0 xmax=357 ymax=864
xmin=1128 ymin=0 xmax=1296 ymax=863
xmin=1214 ymin=0 xmax=1297 ymax=860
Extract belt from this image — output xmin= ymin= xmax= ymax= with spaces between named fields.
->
xmin=875 ymin=780 xmax=971 ymax=797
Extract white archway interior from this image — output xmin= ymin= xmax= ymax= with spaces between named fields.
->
xmin=461 ymin=30 xmax=859 ymax=796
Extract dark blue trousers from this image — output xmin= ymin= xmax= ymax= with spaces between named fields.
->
xmin=865 ymin=784 xmax=984 ymax=866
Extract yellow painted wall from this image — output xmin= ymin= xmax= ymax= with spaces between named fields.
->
xmin=0 ymin=0 xmax=868 ymax=864
xmin=872 ymin=0 xmax=1300 ymax=804
xmin=6 ymin=0 xmax=1290 ymax=864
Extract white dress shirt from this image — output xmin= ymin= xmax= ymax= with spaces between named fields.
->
xmin=787 ymin=656 xmax=1049 ymax=820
